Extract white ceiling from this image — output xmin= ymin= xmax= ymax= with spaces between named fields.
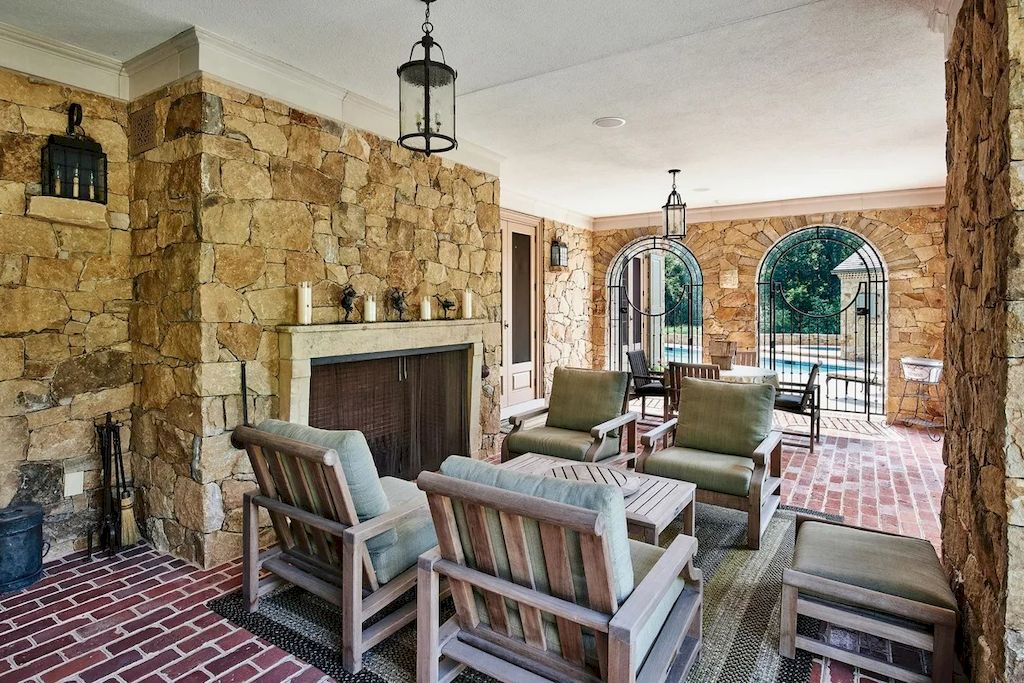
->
xmin=0 ymin=0 xmax=947 ymax=218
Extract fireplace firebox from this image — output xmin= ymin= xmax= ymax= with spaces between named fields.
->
xmin=308 ymin=346 xmax=470 ymax=480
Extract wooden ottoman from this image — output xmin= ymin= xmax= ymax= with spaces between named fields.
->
xmin=780 ymin=516 xmax=957 ymax=683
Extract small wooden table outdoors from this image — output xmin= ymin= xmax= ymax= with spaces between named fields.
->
xmin=719 ymin=364 xmax=779 ymax=386
xmin=499 ymin=452 xmax=697 ymax=544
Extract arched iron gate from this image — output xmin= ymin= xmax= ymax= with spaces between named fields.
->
xmin=757 ymin=226 xmax=887 ymax=417
xmin=607 ymin=236 xmax=703 ymax=372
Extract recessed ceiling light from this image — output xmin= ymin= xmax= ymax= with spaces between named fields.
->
xmin=692 ymin=187 xmax=711 ymax=192
xmin=593 ymin=117 xmax=626 ymax=128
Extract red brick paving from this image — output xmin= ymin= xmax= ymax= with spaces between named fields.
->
xmin=0 ymin=424 xmax=943 ymax=682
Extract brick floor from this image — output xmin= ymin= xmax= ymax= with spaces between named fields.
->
xmin=0 ymin=423 xmax=943 ymax=682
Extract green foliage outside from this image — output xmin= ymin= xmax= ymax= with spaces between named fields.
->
xmin=664 ymin=254 xmax=702 ymax=329
xmin=759 ymin=239 xmax=853 ymax=335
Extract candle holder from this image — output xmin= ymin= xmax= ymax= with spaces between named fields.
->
xmin=340 ymin=285 xmax=359 ymax=323
xmin=41 ymin=104 xmax=107 ymax=204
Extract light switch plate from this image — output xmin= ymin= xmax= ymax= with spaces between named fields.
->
xmin=64 ymin=470 xmax=85 ymax=497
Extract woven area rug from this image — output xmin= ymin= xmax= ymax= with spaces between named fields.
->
xmin=209 ymin=504 xmax=833 ymax=682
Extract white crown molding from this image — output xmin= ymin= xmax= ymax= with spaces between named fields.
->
xmin=501 ymin=189 xmax=593 ymax=229
xmin=591 ymin=187 xmax=947 ymax=231
xmin=930 ymin=0 xmax=964 ymax=55
xmin=123 ymin=27 xmax=502 ymax=176
xmin=0 ymin=21 xmax=128 ymax=98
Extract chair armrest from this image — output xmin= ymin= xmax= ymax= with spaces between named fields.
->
xmin=751 ymin=430 xmax=783 ymax=466
xmin=609 ymin=534 xmax=697 ymax=639
xmin=342 ymin=499 xmax=429 ymax=545
xmin=632 ymin=374 xmax=660 ymax=383
xmin=509 ymin=403 xmax=549 ymax=426
xmin=640 ymin=418 xmax=678 ymax=447
xmin=591 ymin=411 xmax=639 ymax=439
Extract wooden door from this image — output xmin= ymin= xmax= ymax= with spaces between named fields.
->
xmin=501 ymin=212 xmax=541 ymax=408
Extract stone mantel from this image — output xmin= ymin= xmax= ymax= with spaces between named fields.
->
xmin=278 ymin=319 xmax=488 ymax=456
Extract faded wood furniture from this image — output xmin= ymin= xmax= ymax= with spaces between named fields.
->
xmin=638 ymin=377 xmax=783 ymax=550
xmin=664 ymin=361 xmax=720 ymax=417
xmin=735 ymin=349 xmax=758 ymax=366
xmin=781 ymin=515 xmax=957 ymax=683
xmin=718 ymin=365 xmax=779 ymax=386
xmin=502 ymin=366 xmax=638 ymax=465
xmin=231 ymin=421 xmax=442 ymax=674
xmin=501 ymin=451 xmax=698 ymax=543
xmin=416 ymin=456 xmax=703 ymax=683
xmin=774 ymin=363 xmax=821 ymax=452
xmin=626 ymin=349 xmax=667 ymax=420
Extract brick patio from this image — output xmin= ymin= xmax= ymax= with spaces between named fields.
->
xmin=0 ymin=424 xmax=944 ymax=683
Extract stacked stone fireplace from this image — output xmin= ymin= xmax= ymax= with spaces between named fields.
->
xmin=278 ymin=319 xmax=487 ymax=479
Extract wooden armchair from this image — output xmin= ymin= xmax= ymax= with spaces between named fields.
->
xmin=637 ymin=377 xmax=783 ymax=549
xmin=231 ymin=421 xmax=443 ymax=674
xmin=664 ymin=361 xmax=720 ymax=417
xmin=626 ymin=349 xmax=666 ymax=420
xmin=735 ymin=350 xmax=758 ymax=366
xmin=775 ymin=363 xmax=821 ymax=452
xmin=502 ymin=367 xmax=638 ymax=465
xmin=416 ymin=456 xmax=703 ymax=683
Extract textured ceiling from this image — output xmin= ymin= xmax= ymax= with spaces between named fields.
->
xmin=0 ymin=0 xmax=946 ymax=218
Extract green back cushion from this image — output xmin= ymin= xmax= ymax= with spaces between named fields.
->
xmin=439 ymin=455 xmax=634 ymax=604
xmin=255 ymin=420 xmax=394 ymax=551
xmin=546 ymin=367 xmax=629 ymax=435
xmin=674 ymin=378 xmax=775 ymax=456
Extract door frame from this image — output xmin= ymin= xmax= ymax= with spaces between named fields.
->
xmin=500 ymin=209 xmax=545 ymax=414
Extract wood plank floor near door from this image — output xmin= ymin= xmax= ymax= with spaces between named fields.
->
xmin=501 ymin=452 xmax=697 ymax=543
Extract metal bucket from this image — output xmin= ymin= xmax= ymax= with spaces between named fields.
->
xmin=0 ymin=503 xmax=48 ymax=593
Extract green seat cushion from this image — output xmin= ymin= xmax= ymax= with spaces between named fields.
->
xmin=505 ymin=426 xmax=620 ymax=462
xmin=793 ymin=522 xmax=957 ymax=612
xmin=368 ymin=477 xmax=438 ymax=584
xmin=643 ymin=446 xmax=754 ymax=497
xmin=675 ymin=378 xmax=774 ymax=456
xmin=255 ymin=420 xmax=394 ymax=552
xmin=439 ymin=455 xmax=634 ymax=603
xmin=546 ymin=367 xmax=629 ymax=437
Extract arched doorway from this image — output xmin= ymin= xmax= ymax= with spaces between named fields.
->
xmin=757 ymin=226 xmax=888 ymax=417
xmin=607 ymin=236 xmax=703 ymax=372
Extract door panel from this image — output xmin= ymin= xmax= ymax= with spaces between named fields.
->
xmin=501 ymin=212 xmax=541 ymax=408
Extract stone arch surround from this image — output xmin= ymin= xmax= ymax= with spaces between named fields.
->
xmin=590 ymin=207 xmax=946 ymax=418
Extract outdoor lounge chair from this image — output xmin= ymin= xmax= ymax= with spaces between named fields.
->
xmin=775 ymin=363 xmax=821 ymax=452
xmin=626 ymin=349 xmax=667 ymax=420
xmin=416 ymin=455 xmax=703 ymax=682
xmin=664 ymin=361 xmax=721 ymax=417
xmin=502 ymin=366 xmax=638 ymax=464
xmin=231 ymin=420 xmax=442 ymax=674
xmin=637 ymin=377 xmax=783 ymax=549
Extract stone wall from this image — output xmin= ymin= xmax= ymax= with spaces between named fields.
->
xmin=942 ymin=1 xmax=1021 ymax=679
xmin=541 ymin=219 xmax=595 ymax=389
xmin=0 ymin=68 xmax=132 ymax=555
xmin=128 ymin=74 xmax=501 ymax=568
xmin=591 ymin=207 xmax=946 ymax=418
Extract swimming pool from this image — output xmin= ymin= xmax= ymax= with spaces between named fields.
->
xmin=661 ymin=346 xmax=858 ymax=375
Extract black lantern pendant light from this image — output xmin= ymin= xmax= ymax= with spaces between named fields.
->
xmin=662 ymin=169 xmax=687 ymax=239
xmin=398 ymin=0 xmax=457 ymax=156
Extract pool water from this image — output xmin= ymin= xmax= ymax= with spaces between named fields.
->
xmin=662 ymin=346 xmax=859 ymax=375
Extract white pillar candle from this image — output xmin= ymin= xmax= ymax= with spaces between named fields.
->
xmin=364 ymin=296 xmax=376 ymax=323
xmin=462 ymin=290 xmax=473 ymax=319
xmin=297 ymin=282 xmax=312 ymax=325
xmin=421 ymin=296 xmax=432 ymax=320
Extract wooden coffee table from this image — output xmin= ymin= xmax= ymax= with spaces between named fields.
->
xmin=499 ymin=452 xmax=697 ymax=545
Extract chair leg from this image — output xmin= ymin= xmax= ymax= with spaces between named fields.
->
xmin=417 ymin=562 xmax=441 ymax=683
xmin=341 ymin=536 xmax=363 ymax=673
xmin=242 ymin=493 xmax=259 ymax=612
xmin=641 ymin=395 xmax=647 ymax=420
xmin=747 ymin=495 xmax=762 ymax=550
xmin=779 ymin=583 xmax=798 ymax=658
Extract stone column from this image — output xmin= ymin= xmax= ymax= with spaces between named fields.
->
xmin=943 ymin=1 xmax=1024 ymax=679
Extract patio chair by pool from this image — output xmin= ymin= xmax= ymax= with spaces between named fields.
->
xmin=416 ymin=456 xmax=703 ymax=682
xmin=664 ymin=361 xmax=721 ymax=416
xmin=502 ymin=366 xmax=637 ymax=464
xmin=231 ymin=421 xmax=442 ymax=674
xmin=735 ymin=349 xmax=758 ymax=366
xmin=626 ymin=349 xmax=667 ymax=420
xmin=638 ymin=377 xmax=783 ymax=549
xmin=775 ymin=364 xmax=821 ymax=452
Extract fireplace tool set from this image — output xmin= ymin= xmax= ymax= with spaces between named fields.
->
xmin=88 ymin=412 xmax=139 ymax=557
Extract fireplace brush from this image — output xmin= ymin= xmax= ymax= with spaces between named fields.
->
xmin=89 ymin=413 xmax=138 ymax=556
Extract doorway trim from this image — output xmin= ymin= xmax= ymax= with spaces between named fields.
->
xmin=500 ymin=209 xmax=545 ymax=417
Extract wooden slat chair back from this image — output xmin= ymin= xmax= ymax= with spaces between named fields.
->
xmin=418 ymin=470 xmax=622 ymax=682
xmin=233 ymin=425 xmax=375 ymax=588
xmin=665 ymin=361 xmax=721 ymax=416
xmin=735 ymin=350 xmax=758 ymax=366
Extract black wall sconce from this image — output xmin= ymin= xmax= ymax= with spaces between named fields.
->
xmin=550 ymin=239 xmax=569 ymax=268
xmin=41 ymin=103 xmax=107 ymax=204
